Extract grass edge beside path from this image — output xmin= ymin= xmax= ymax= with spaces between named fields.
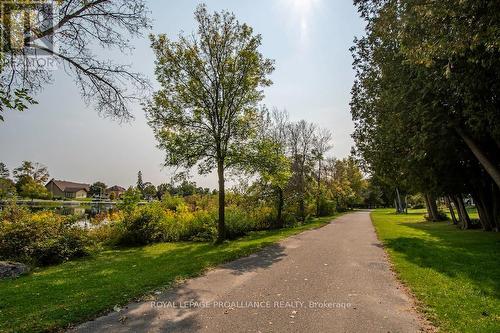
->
xmin=370 ymin=209 xmax=500 ymax=333
xmin=0 ymin=214 xmax=343 ymax=333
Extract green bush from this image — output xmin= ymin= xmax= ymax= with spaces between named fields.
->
xmin=318 ymin=199 xmax=336 ymax=216
xmin=224 ymin=208 xmax=253 ymax=239
xmin=117 ymin=203 xmax=218 ymax=245
xmin=117 ymin=203 xmax=168 ymax=245
xmin=0 ymin=207 xmax=90 ymax=266
xmin=161 ymin=194 xmax=187 ymax=211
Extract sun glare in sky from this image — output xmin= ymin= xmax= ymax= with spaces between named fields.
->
xmin=284 ymin=0 xmax=322 ymax=44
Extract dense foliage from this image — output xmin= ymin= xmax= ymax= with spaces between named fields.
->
xmin=351 ymin=0 xmax=500 ymax=230
xmin=0 ymin=204 xmax=90 ymax=265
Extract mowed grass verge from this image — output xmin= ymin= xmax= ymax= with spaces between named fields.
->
xmin=0 ymin=215 xmax=340 ymax=332
xmin=371 ymin=209 xmax=500 ymax=333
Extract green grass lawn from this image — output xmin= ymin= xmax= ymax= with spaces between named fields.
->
xmin=0 ymin=215 xmax=339 ymax=333
xmin=371 ymin=209 xmax=500 ymax=333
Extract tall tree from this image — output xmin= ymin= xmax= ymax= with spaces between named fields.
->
xmin=0 ymin=162 xmax=9 ymax=179
xmin=288 ymin=120 xmax=316 ymax=221
xmin=312 ymin=128 xmax=333 ymax=216
xmin=245 ymin=108 xmax=291 ymax=228
xmin=0 ymin=0 xmax=151 ymax=120
xmin=13 ymin=161 xmax=49 ymax=184
xmin=146 ymin=5 xmax=274 ymax=242
xmin=89 ymin=181 xmax=107 ymax=197
xmin=142 ymin=182 xmax=157 ymax=200
xmin=136 ymin=171 xmax=144 ymax=194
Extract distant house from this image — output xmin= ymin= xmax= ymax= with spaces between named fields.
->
xmin=106 ymin=185 xmax=126 ymax=199
xmin=45 ymin=179 xmax=90 ymax=199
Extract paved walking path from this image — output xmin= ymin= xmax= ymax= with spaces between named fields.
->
xmin=73 ymin=211 xmax=427 ymax=332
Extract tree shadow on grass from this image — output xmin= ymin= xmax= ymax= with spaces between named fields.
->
xmin=0 ymin=236 xmax=288 ymax=332
xmin=383 ymin=222 xmax=500 ymax=299
xmin=75 ymin=282 xmax=205 ymax=333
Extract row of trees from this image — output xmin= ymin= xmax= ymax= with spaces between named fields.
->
xmin=136 ymin=172 xmax=212 ymax=200
xmin=350 ymin=0 xmax=500 ymax=230
xmin=246 ymin=108 xmax=369 ymax=228
xmin=0 ymin=161 xmax=50 ymax=199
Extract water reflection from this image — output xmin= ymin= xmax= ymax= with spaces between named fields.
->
xmin=1 ymin=202 xmax=118 ymax=228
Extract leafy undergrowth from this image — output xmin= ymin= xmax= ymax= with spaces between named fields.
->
xmin=0 ymin=214 xmax=339 ymax=332
xmin=371 ymin=209 xmax=500 ymax=333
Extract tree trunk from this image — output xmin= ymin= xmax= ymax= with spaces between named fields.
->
xmin=492 ymin=186 xmax=500 ymax=232
xmin=445 ymin=196 xmax=458 ymax=225
xmin=396 ymin=187 xmax=403 ymax=213
xmin=216 ymin=160 xmax=226 ymax=243
xmin=474 ymin=196 xmax=492 ymax=231
xmin=424 ymin=193 xmax=439 ymax=221
xmin=456 ymin=127 xmax=500 ymax=189
xmin=316 ymin=160 xmax=321 ymax=217
xmin=471 ymin=184 xmax=494 ymax=231
xmin=275 ymin=187 xmax=284 ymax=229
xmin=299 ymin=196 xmax=305 ymax=222
xmin=454 ymin=194 xmax=471 ymax=230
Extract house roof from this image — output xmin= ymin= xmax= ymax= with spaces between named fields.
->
xmin=47 ymin=179 xmax=90 ymax=193
xmin=107 ymin=185 xmax=126 ymax=192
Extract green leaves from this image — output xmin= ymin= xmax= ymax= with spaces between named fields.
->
xmin=0 ymin=88 xmax=38 ymax=121
xmin=146 ymin=5 xmax=274 ymax=175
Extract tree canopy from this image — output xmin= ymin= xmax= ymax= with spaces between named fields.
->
xmin=351 ymin=0 xmax=500 ymax=230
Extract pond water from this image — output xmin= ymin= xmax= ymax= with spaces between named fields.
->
xmin=0 ymin=202 xmax=118 ymax=228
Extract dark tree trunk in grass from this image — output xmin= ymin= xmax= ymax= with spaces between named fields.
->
xmin=474 ymin=195 xmax=492 ymax=231
xmin=492 ymin=186 xmax=500 ymax=232
xmin=450 ymin=196 xmax=463 ymax=226
xmin=471 ymin=183 xmax=495 ymax=231
xmin=424 ymin=194 xmax=439 ymax=221
xmin=216 ymin=160 xmax=226 ymax=243
xmin=454 ymin=194 xmax=471 ymax=230
xmin=395 ymin=187 xmax=403 ymax=213
xmin=445 ymin=196 xmax=458 ymax=225
xmin=424 ymin=194 xmax=432 ymax=220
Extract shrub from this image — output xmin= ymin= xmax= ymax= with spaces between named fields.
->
xmin=161 ymin=194 xmax=187 ymax=211
xmin=249 ymin=205 xmax=275 ymax=230
xmin=226 ymin=206 xmax=274 ymax=239
xmin=117 ymin=203 xmax=218 ymax=245
xmin=225 ymin=207 xmax=257 ymax=239
xmin=117 ymin=187 xmax=142 ymax=213
xmin=0 ymin=209 xmax=90 ymax=266
xmin=317 ymin=199 xmax=336 ymax=216
xmin=87 ymin=211 xmax=124 ymax=245
xmin=117 ymin=203 xmax=168 ymax=245
xmin=188 ymin=210 xmax=217 ymax=241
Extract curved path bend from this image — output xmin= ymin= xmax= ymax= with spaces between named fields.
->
xmin=74 ymin=211 xmax=427 ymax=333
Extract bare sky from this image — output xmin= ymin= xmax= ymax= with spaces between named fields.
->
xmin=0 ymin=0 xmax=364 ymax=189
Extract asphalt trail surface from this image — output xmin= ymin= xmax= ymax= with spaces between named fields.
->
xmin=73 ymin=211 xmax=425 ymax=333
